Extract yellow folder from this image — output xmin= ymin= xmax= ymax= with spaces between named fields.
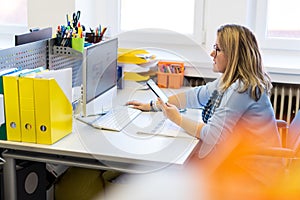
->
xmin=124 ymin=72 xmax=150 ymax=81
xmin=0 ymin=68 xmax=18 ymax=140
xmin=118 ymin=48 xmax=156 ymax=64
xmin=18 ymin=67 xmax=45 ymax=143
xmin=19 ymin=77 xmax=36 ymax=143
xmin=3 ymin=72 xmax=22 ymax=141
xmin=34 ymin=69 xmax=72 ymax=144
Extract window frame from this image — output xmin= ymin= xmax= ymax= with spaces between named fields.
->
xmin=255 ymin=0 xmax=300 ymax=51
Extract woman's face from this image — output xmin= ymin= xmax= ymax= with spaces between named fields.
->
xmin=210 ymin=38 xmax=228 ymax=73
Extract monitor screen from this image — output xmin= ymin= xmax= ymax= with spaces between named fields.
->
xmin=15 ymin=27 xmax=52 ymax=46
xmin=82 ymin=38 xmax=118 ymax=116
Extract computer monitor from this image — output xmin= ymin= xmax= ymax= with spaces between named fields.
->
xmin=15 ymin=27 xmax=52 ymax=46
xmin=81 ymin=38 xmax=118 ymax=117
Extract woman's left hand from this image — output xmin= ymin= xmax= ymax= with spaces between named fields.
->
xmin=157 ymin=98 xmax=182 ymax=125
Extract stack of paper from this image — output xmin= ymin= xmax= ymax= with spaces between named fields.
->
xmin=136 ymin=112 xmax=193 ymax=139
xmin=118 ymin=48 xmax=156 ymax=65
xmin=118 ymin=48 xmax=158 ymax=81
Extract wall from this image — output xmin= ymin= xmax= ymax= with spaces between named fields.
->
xmin=75 ymin=0 xmax=97 ymax=32
xmin=27 ymin=0 xmax=76 ymax=35
xmin=204 ymin=0 xmax=248 ymax=49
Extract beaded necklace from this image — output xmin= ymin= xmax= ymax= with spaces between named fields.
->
xmin=202 ymin=90 xmax=224 ymax=123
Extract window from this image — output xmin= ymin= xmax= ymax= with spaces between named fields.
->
xmin=120 ymin=0 xmax=194 ymax=34
xmin=0 ymin=0 xmax=27 ymax=48
xmin=255 ymin=0 xmax=300 ymax=51
xmin=118 ymin=0 xmax=205 ymax=45
xmin=0 ymin=0 xmax=27 ymax=26
xmin=0 ymin=0 xmax=28 ymax=32
xmin=267 ymin=0 xmax=300 ymax=39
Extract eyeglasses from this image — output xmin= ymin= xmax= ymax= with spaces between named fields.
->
xmin=213 ymin=44 xmax=222 ymax=57
xmin=213 ymin=44 xmax=222 ymax=53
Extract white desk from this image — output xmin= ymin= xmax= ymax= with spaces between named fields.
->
xmin=0 ymin=81 xmax=199 ymax=200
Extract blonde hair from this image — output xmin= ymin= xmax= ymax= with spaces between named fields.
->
xmin=217 ymin=24 xmax=272 ymax=101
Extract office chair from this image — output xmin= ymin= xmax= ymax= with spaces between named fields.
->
xmin=268 ymin=110 xmax=300 ymax=198
xmin=196 ymin=112 xmax=300 ymax=199
xmin=256 ymin=110 xmax=299 ymax=155
xmin=286 ymin=110 xmax=300 ymax=149
xmin=280 ymin=110 xmax=300 ymax=175
xmin=233 ymin=110 xmax=300 ymax=198
xmin=257 ymin=110 xmax=300 ymax=159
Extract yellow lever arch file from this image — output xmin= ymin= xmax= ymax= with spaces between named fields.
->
xmin=18 ymin=67 xmax=45 ymax=143
xmin=34 ymin=69 xmax=72 ymax=144
xmin=19 ymin=77 xmax=37 ymax=143
xmin=0 ymin=68 xmax=18 ymax=140
xmin=3 ymin=72 xmax=23 ymax=141
xmin=3 ymin=68 xmax=46 ymax=142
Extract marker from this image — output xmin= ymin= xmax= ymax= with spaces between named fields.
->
xmin=78 ymin=22 xmax=83 ymax=38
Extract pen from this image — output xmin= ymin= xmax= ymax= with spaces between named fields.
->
xmin=61 ymin=25 xmax=66 ymax=37
xmin=166 ymin=66 xmax=171 ymax=73
xmin=100 ymin=27 xmax=107 ymax=37
xmin=98 ymin=24 xmax=102 ymax=36
xmin=66 ymin=14 xmax=69 ymax=26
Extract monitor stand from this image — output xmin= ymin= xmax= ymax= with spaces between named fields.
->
xmin=75 ymin=86 xmax=117 ymax=125
xmin=83 ymin=85 xmax=117 ymax=116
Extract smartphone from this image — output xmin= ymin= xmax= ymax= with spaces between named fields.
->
xmin=146 ymin=79 xmax=169 ymax=103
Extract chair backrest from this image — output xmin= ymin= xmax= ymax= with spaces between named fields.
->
xmin=287 ymin=110 xmax=300 ymax=151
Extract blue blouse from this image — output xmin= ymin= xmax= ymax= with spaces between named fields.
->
xmin=185 ymin=77 xmax=283 ymax=184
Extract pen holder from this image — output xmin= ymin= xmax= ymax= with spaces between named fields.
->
xmin=93 ymin=35 xmax=102 ymax=43
xmin=55 ymin=36 xmax=72 ymax=48
xmin=157 ymin=72 xmax=168 ymax=88
xmin=157 ymin=61 xmax=185 ymax=89
xmin=72 ymin=37 xmax=85 ymax=53
xmin=157 ymin=72 xmax=184 ymax=89
xmin=168 ymin=73 xmax=184 ymax=88
xmin=85 ymin=33 xmax=102 ymax=44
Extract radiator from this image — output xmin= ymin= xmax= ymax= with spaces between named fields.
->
xmin=271 ymin=83 xmax=300 ymax=124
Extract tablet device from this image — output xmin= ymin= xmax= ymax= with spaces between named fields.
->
xmin=146 ymin=79 xmax=169 ymax=103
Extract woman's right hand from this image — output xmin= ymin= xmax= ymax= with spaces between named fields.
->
xmin=126 ymin=100 xmax=151 ymax=111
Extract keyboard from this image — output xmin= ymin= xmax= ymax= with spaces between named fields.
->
xmin=91 ymin=106 xmax=142 ymax=131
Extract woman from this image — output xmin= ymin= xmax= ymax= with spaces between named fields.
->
xmin=127 ymin=24 xmax=284 ymax=187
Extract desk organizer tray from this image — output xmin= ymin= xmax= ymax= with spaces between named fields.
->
xmin=157 ymin=61 xmax=184 ymax=89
